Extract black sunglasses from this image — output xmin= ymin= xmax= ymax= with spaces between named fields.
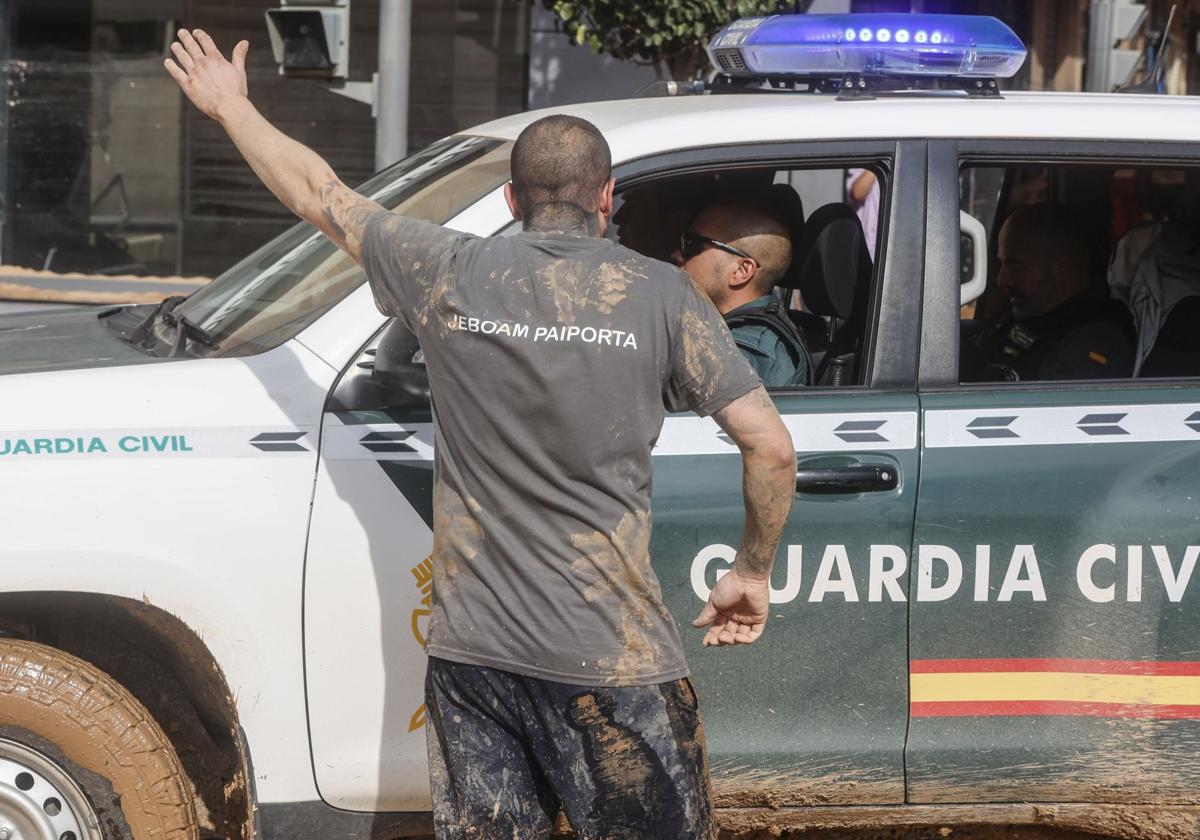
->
xmin=679 ymin=231 xmax=757 ymax=263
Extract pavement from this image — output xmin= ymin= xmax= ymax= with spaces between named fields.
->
xmin=0 ymin=267 xmax=208 ymax=312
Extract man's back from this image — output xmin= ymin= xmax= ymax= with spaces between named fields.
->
xmin=364 ymin=211 xmax=760 ymax=686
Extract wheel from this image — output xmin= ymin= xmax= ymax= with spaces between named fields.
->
xmin=0 ymin=640 xmax=199 ymax=840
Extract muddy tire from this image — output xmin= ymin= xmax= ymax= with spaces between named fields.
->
xmin=0 ymin=639 xmax=199 ymax=840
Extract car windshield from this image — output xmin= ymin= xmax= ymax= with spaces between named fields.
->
xmin=176 ymin=135 xmax=511 ymax=357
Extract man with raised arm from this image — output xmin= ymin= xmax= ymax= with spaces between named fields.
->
xmin=165 ymin=30 xmax=795 ymax=839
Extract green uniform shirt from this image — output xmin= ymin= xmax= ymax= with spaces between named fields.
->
xmin=725 ymin=295 xmax=809 ymax=388
xmin=973 ymin=292 xmax=1136 ymax=382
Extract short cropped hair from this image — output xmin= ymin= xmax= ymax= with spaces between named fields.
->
xmin=1004 ymin=202 xmax=1089 ymax=275
xmin=510 ymin=115 xmax=612 ymax=215
xmin=698 ymin=198 xmax=793 ymax=292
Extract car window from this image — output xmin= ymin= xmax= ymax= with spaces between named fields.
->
xmin=609 ymin=159 xmax=888 ymax=389
xmin=959 ymin=162 xmax=1200 ymax=384
xmin=960 ymin=167 xmax=1006 ymax=243
xmin=176 ymin=135 xmax=512 ymax=358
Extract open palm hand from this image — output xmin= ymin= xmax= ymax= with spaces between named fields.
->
xmin=164 ymin=29 xmax=249 ymax=120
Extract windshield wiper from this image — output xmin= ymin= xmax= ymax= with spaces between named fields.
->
xmin=100 ymin=295 xmax=216 ymax=357
xmin=96 ymin=299 xmax=169 ymax=349
xmin=161 ymin=297 xmax=216 ymax=356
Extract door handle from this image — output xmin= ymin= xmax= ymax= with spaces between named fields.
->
xmin=795 ymin=466 xmax=898 ymax=494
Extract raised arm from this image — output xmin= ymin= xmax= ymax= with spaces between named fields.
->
xmin=164 ymin=29 xmax=381 ymax=264
xmin=692 ymin=385 xmax=796 ymax=646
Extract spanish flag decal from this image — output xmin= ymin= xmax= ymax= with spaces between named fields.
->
xmin=911 ymin=659 xmax=1200 ymax=719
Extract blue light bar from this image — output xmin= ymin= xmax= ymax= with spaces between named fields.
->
xmin=708 ymin=14 xmax=1027 ymax=79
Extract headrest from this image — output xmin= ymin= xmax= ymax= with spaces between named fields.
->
xmin=793 ymin=202 xmax=872 ymax=320
xmin=766 ymin=183 xmax=806 ymax=290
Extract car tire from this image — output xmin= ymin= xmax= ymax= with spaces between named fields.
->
xmin=0 ymin=639 xmax=199 ymax=840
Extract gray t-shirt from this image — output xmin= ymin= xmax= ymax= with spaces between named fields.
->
xmin=363 ymin=211 xmax=760 ymax=686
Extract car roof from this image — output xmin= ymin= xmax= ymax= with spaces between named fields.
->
xmin=466 ymin=91 xmax=1200 ymax=164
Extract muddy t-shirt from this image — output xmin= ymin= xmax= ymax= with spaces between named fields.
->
xmin=362 ymin=211 xmax=760 ymax=686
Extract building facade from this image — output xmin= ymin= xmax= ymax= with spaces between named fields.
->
xmin=0 ymin=0 xmax=529 ymax=279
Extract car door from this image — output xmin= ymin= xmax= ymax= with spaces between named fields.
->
xmin=304 ymin=315 xmax=443 ymax=812
xmin=633 ymin=140 xmax=925 ymax=806
xmin=909 ymin=139 xmax=1200 ymax=805
xmin=302 ymin=182 xmax=516 ymax=813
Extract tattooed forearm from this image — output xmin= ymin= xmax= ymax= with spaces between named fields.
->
xmin=712 ymin=386 xmax=796 ymax=580
xmin=736 ymin=450 xmax=794 ymax=578
xmin=321 ymin=193 xmax=347 ymax=241
xmin=317 ymin=179 xmax=384 ymax=264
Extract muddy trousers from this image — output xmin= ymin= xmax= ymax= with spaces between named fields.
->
xmin=424 ymin=657 xmax=717 ymax=840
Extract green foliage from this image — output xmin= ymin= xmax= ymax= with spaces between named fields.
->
xmin=540 ymin=0 xmax=789 ymax=78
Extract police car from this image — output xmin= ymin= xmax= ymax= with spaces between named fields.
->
xmin=2 ymin=13 xmax=1198 ymax=840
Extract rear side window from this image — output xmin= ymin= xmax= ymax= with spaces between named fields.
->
xmin=959 ymin=162 xmax=1200 ymax=384
xmin=177 ymin=136 xmax=511 ymax=358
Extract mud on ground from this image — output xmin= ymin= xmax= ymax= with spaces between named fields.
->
xmin=541 ymin=826 xmax=1114 ymax=839
xmin=427 ymin=820 xmax=1128 ymax=839
xmin=717 ymin=829 xmax=1113 ymax=840
xmin=541 ymin=830 xmax=1112 ymax=839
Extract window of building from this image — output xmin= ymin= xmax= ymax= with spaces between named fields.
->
xmin=0 ymin=0 xmax=529 ymax=284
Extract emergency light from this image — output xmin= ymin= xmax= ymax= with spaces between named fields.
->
xmin=708 ymin=14 xmax=1027 ymax=80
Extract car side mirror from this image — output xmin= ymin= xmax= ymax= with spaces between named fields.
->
xmin=328 ymin=320 xmax=430 ymax=415
xmin=373 ymin=344 xmax=430 ymax=405
xmin=960 ymin=210 xmax=987 ymax=306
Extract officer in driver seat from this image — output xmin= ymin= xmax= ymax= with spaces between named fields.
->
xmin=970 ymin=202 xmax=1136 ymax=382
xmin=673 ymin=198 xmax=810 ymax=387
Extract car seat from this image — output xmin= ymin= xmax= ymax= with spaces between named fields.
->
xmin=1109 ymin=222 xmax=1200 ymax=377
xmin=788 ymin=203 xmax=873 ymax=385
xmin=763 ymin=183 xmax=824 ymax=373
xmin=1140 ymin=297 xmax=1200 ymax=376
